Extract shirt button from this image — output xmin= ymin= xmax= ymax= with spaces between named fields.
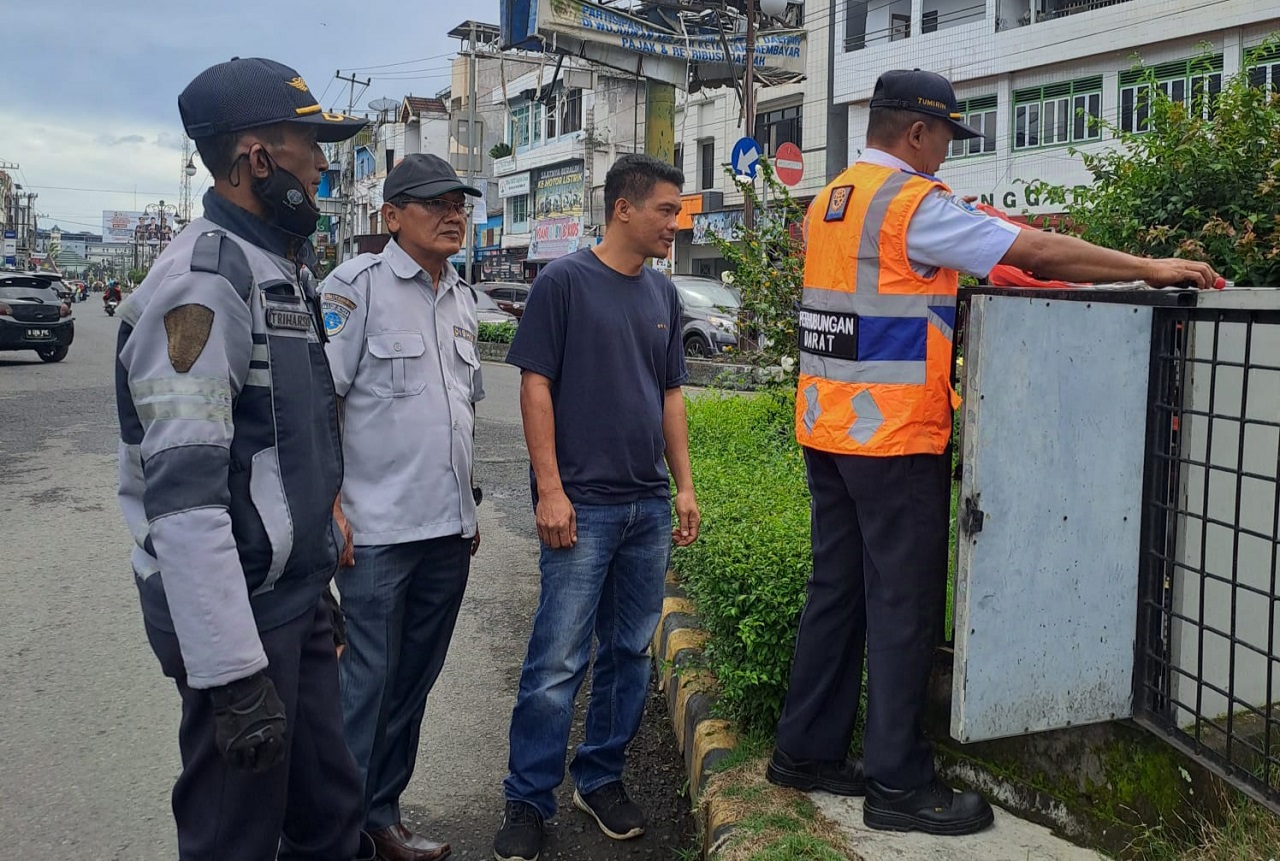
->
xmin=453 ymin=421 xmax=459 ymax=430
xmin=394 ymin=342 xmax=402 ymax=352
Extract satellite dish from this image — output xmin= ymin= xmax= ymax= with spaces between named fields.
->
xmin=368 ymin=98 xmax=399 ymax=114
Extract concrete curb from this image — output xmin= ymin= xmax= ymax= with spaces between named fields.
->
xmin=651 ymin=572 xmax=743 ymax=858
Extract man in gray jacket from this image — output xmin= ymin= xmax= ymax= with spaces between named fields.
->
xmin=115 ymin=57 xmax=373 ymax=860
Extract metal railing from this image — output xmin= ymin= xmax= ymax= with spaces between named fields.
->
xmin=1136 ymin=302 xmax=1280 ymax=813
xmin=1041 ymin=0 xmax=1134 ymax=21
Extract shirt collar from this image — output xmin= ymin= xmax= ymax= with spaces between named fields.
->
xmin=858 ymin=148 xmax=917 ymax=173
xmin=382 ymin=238 xmax=459 ymax=293
xmin=201 ymin=189 xmax=317 ymax=268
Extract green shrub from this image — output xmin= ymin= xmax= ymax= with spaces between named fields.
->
xmin=477 ymin=321 xmax=517 ymax=344
xmin=673 ymin=390 xmax=812 ymax=732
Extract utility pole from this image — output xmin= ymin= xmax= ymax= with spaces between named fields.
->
xmin=464 ymin=20 xmax=479 ymax=283
xmin=335 ymin=71 xmax=371 ymax=262
xmin=742 ymin=0 xmax=758 ymax=231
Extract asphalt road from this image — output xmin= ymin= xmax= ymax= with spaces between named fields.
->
xmin=0 ymin=304 xmax=694 ymax=859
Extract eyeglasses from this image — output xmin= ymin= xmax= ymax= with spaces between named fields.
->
xmin=410 ymin=198 xmax=472 ymax=218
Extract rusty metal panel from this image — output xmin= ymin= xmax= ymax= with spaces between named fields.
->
xmin=952 ymin=294 xmax=1151 ymax=743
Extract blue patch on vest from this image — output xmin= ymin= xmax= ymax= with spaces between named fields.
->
xmin=928 ymin=305 xmax=957 ymax=329
xmin=858 ymin=316 xmax=927 ymax=362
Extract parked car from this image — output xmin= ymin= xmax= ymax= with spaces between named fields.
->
xmin=671 ymin=275 xmax=740 ymax=358
xmin=0 ymin=271 xmax=75 ymax=363
xmin=475 ymin=289 xmax=518 ymax=325
xmin=480 ymin=282 xmax=531 ymax=319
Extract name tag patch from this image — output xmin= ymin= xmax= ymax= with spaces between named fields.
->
xmin=798 ymin=308 xmax=859 ymax=359
xmin=266 ymin=307 xmax=313 ymax=332
xmin=453 ymin=325 xmax=476 ymax=344
xmin=825 ymin=186 xmax=853 ymax=222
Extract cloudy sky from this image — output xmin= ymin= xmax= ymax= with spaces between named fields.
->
xmin=1 ymin=0 xmax=499 ymax=235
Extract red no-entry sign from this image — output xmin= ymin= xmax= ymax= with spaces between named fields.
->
xmin=775 ymin=142 xmax=804 ymax=187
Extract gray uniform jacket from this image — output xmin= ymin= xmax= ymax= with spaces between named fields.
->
xmin=116 ymin=193 xmax=342 ymax=689
xmin=321 ymin=239 xmax=484 ymax=546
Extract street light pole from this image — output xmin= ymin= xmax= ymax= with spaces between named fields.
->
xmin=743 ymin=0 xmax=758 ymax=231
xmin=465 ymin=20 xmax=479 ymax=283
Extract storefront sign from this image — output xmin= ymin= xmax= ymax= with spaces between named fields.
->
xmin=692 ymin=210 xmax=744 ymax=245
xmin=534 ymin=162 xmax=585 ymax=218
xmin=499 ymin=173 xmax=531 ymax=198
xmin=530 ymin=216 xmax=582 ymax=260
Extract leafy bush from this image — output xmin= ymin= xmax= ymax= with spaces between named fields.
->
xmin=673 ymin=390 xmax=812 ymax=732
xmin=477 ymin=321 xmax=517 ymax=344
xmin=1026 ymin=40 xmax=1280 ymax=286
xmin=707 ymin=160 xmax=806 ymax=380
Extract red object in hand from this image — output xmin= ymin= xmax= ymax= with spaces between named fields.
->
xmin=1213 ymin=277 xmax=1226 ymax=290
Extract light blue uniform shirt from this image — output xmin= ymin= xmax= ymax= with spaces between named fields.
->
xmin=321 ymin=239 xmax=484 ymax=545
xmin=858 ymin=148 xmax=1020 ymax=278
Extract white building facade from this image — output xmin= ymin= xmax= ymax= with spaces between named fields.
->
xmin=673 ymin=0 xmax=834 ymax=277
xmin=834 ymin=0 xmax=1280 ymax=216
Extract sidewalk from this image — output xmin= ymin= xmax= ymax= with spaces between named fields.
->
xmin=812 ymin=794 xmax=1109 ymax=861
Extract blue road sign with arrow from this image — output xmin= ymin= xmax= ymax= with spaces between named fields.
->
xmin=731 ymin=137 xmax=762 ymax=179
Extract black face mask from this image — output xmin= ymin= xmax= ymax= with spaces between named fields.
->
xmin=247 ymin=151 xmax=321 ymax=238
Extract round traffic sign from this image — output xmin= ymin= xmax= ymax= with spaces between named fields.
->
xmin=774 ymin=142 xmax=804 ymax=187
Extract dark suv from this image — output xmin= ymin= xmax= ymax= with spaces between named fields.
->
xmin=0 ymin=272 xmax=75 ymax=363
xmin=671 ymin=275 xmax=740 ymax=358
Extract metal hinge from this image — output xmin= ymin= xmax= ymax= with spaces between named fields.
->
xmin=963 ymin=496 xmax=985 ymax=535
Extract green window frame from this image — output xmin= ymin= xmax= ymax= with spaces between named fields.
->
xmin=1119 ymin=56 xmax=1223 ymax=134
xmin=1013 ymin=76 xmax=1103 ymax=151
xmin=948 ymin=95 xmax=998 ymax=159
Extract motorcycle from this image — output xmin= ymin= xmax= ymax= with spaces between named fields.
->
xmin=104 ymin=298 xmax=119 ymax=317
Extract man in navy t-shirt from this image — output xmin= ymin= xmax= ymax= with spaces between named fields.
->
xmin=494 ymin=153 xmax=700 ymax=861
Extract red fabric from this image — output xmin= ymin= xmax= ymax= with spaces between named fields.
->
xmin=975 ymin=204 xmax=1084 ymax=290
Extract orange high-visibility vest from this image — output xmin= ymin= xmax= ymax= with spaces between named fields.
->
xmin=795 ymin=163 xmax=961 ymax=457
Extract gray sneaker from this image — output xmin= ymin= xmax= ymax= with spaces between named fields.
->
xmin=573 ymin=781 xmax=646 ymax=840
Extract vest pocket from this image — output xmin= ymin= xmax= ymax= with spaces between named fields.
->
xmin=248 ymin=446 xmax=295 ymax=595
xmin=366 ymin=332 xmax=428 ymax=398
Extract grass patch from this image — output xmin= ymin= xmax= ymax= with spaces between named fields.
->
xmin=705 ymin=757 xmax=856 ymax=861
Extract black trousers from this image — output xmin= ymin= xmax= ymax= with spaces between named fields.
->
xmin=146 ymin=597 xmax=365 ymax=861
xmin=775 ymin=448 xmax=950 ymax=791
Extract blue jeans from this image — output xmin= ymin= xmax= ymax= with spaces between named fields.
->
xmin=503 ymin=498 xmax=671 ymax=819
xmin=337 ymin=537 xmax=471 ymax=831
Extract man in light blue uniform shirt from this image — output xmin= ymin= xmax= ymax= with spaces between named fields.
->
xmin=320 ymin=154 xmax=484 ymax=861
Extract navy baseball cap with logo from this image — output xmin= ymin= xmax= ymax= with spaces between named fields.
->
xmin=384 ymin=154 xmax=482 ymax=201
xmin=869 ymin=69 xmax=983 ymax=140
xmin=179 ymin=57 xmax=368 ymax=142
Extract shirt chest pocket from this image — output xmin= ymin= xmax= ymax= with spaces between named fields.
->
xmin=365 ymin=332 xmax=429 ymax=398
xmin=450 ymin=335 xmax=480 ymax=396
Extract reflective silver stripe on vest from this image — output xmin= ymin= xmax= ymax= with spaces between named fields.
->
xmin=802 ymin=383 xmax=821 ymax=433
xmin=802 ymin=287 xmax=954 ymax=317
xmin=800 ymin=353 xmax=927 ymax=385
xmin=856 ymin=171 xmax=914 ymax=295
xmin=849 ymin=390 xmax=885 ymax=444
xmin=927 ymin=307 xmax=954 ymax=342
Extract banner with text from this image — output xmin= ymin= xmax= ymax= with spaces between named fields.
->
xmin=102 ymin=210 xmax=176 ymax=245
xmin=534 ymin=161 xmax=585 ymax=219
xmin=529 ymin=216 xmax=582 ymax=260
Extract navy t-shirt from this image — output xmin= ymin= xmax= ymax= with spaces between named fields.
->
xmin=506 ymin=248 xmax=688 ymax=506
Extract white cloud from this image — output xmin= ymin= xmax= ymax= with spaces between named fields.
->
xmin=0 ymin=112 xmax=210 ymax=234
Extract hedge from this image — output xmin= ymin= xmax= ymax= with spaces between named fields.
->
xmin=672 ymin=389 xmax=813 ymax=732
xmin=478 ymin=321 xmax=518 ymax=344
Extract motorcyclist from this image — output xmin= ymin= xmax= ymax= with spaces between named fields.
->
xmin=104 ymin=280 xmax=122 ymax=305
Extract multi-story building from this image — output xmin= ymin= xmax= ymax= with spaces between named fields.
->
xmin=834 ymin=0 xmax=1280 ymax=216
xmin=673 ymin=0 xmax=834 ymax=277
xmin=490 ymin=56 xmax=650 ymax=280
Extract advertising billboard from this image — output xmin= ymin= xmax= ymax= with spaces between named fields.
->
xmin=533 ymin=161 xmax=585 ymax=219
xmin=529 ymin=216 xmax=582 ymax=261
xmin=102 ymin=210 xmax=176 ymax=245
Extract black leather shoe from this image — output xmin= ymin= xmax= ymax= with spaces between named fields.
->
xmin=765 ymin=747 xmax=866 ymax=796
xmin=864 ymin=777 xmax=995 ymax=836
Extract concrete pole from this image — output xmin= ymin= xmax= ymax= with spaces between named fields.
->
xmin=743 ymin=0 xmax=758 ymax=231
xmin=464 ymin=20 xmax=478 ymax=283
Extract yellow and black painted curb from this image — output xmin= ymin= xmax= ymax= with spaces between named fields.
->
xmin=652 ymin=571 xmax=742 ymax=856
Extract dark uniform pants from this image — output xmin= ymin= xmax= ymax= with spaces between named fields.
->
xmin=775 ymin=447 xmax=950 ymax=791
xmin=146 ymin=597 xmax=365 ymax=861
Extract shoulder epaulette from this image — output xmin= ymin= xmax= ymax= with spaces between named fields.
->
xmin=190 ymin=230 xmax=253 ymax=303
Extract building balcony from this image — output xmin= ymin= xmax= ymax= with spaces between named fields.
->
xmin=996 ymin=0 xmax=1136 ymax=30
xmin=492 ymin=131 xmax=588 ymax=178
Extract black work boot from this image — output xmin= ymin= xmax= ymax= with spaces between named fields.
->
xmin=864 ymin=776 xmax=995 ymax=836
xmin=765 ymin=747 xmax=866 ymax=795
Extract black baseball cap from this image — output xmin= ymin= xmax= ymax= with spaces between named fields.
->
xmin=179 ymin=57 xmax=367 ymax=142
xmin=869 ymin=69 xmax=983 ymax=140
xmin=384 ymin=154 xmax=482 ymax=201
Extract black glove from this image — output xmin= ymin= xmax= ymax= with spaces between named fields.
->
xmin=208 ymin=670 xmax=288 ymax=773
